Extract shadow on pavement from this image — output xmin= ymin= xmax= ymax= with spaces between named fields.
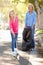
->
xmin=0 ymin=42 xmax=11 ymax=56
xmin=27 ymin=48 xmax=43 ymax=58
xmin=0 ymin=42 xmax=32 ymax=65
xmin=19 ymin=56 xmax=32 ymax=65
xmin=0 ymin=42 xmax=43 ymax=65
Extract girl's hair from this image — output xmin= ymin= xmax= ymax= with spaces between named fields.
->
xmin=28 ymin=3 xmax=34 ymax=10
xmin=9 ymin=10 xmax=14 ymax=18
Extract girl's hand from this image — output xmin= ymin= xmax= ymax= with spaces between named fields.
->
xmin=10 ymin=28 xmax=15 ymax=37
xmin=13 ymin=33 xmax=15 ymax=37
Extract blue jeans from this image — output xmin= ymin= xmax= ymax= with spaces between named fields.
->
xmin=31 ymin=28 xmax=35 ymax=48
xmin=11 ymin=33 xmax=18 ymax=52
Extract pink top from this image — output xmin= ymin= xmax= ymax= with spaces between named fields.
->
xmin=9 ymin=16 xmax=18 ymax=34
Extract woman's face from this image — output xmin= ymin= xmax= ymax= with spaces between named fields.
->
xmin=9 ymin=11 xmax=14 ymax=19
xmin=28 ymin=5 xmax=33 ymax=12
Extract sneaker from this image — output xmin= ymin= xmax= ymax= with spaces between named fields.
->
xmin=12 ymin=51 xmax=17 ymax=57
xmin=31 ymin=48 xmax=35 ymax=51
xmin=14 ymin=48 xmax=18 ymax=55
xmin=30 ymin=48 xmax=35 ymax=51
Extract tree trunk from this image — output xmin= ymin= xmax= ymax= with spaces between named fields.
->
xmin=35 ymin=0 xmax=41 ymax=29
xmin=35 ymin=0 xmax=43 ymax=29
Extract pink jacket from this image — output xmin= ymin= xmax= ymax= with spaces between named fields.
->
xmin=9 ymin=16 xmax=18 ymax=34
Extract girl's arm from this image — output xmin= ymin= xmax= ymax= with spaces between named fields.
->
xmin=9 ymin=21 xmax=15 ymax=37
xmin=10 ymin=28 xmax=15 ymax=37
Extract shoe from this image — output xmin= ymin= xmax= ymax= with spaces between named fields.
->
xmin=29 ymin=48 xmax=34 ymax=52
xmin=29 ymin=49 xmax=32 ymax=52
xmin=31 ymin=48 xmax=35 ymax=51
xmin=14 ymin=48 xmax=18 ymax=55
xmin=12 ymin=52 xmax=17 ymax=57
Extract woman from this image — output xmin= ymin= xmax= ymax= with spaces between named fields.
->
xmin=9 ymin=10 xmax=18 ymax=56
xmin=25 ymin=3 xmax=36 ymax=50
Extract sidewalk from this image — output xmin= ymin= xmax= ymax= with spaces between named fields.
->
xmin=0 ymin=42 xmax=43 ymax=65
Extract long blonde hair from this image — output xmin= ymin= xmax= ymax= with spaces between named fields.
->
xmin=9 ymin=10 xmax=14 ymax=18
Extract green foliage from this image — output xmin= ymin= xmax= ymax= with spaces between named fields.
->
xmin=0 ymin=0 xmax=43 ymax=23
xmin=12 ymin=0 xmax=28 ymax=23
xmin=29 ymin=0 xmax=43 ymax=6
xmin=12 ymin=0 xmax=20 ymax=3
xmin=29 ymin=0 xmax=37 ymax=12
xmin=36 ymin=29 xmax=43 ymax=34
xmin=38 ymin=0 xmax=43 ymax=6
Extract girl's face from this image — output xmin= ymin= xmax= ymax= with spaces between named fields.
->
xmin=9 ymin=11 xmax=14 ymax=19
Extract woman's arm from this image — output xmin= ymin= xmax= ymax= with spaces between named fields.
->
xmin=25 ymin=13 xmax=27 ymax=28
xmin=32 ymin=12 xmax=36 ymax=30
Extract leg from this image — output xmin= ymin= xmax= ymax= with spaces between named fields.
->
xmin=11 ymin=33 xmax=15 ymax=52
xmin=14 ymin=34 xmax=18 ymax=55
xmin=14 ymin=34 xmax=18 ymax=48
xmin=31 ymin=29 xmax=35 ymax=48
xmin=11 ymin=33 xmax=18 ymax=52
xmin=11 ymin=33 xmax=18 ymax=56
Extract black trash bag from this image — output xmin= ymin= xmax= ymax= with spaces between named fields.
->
xmin=22 ymin=27 xmax=32 ymax=51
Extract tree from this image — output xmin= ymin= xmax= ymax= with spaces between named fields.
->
xmin=12 ymin=0 xmax=43 ymax=29
xmin=0 ymin=0 xmax=43 ymax=29
xmin=34 ymin=0 xmax=43 ymax=29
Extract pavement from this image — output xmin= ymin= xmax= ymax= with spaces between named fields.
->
xmin=0 ymin=42 xmax=43 ymax=65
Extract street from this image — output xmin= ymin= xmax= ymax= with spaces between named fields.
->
xmin=0 ymin=42 xmax=43 ymax=65
xmin=0 ymin=29 xmax=43 ymax=65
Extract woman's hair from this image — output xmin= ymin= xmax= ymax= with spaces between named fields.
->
xmin=9 ymin=10 xmax=14 ymax=18
xmin=28 ymin=3 xmax=34 ymax=10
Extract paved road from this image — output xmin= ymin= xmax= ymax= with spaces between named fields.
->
xmin=0 ymin=42 xmax=43 ymax=65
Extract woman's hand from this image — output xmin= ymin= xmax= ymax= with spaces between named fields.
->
xmin=32 ymin=25 xmax=35 ymax=30
xmin=24 ymin=25 xmax=27 ymax=29
xmin=26 ymin=31 xmax=30 ymax=38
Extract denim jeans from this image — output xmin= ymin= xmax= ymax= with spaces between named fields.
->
xmin=11 ymin=33 xmax=18 ymax=52
xmin=31 ymin=28 xmax=35 ymax=48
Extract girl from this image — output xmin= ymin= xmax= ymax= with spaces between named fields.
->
xmin=9 ymin=10 xmax=18 ymax=56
